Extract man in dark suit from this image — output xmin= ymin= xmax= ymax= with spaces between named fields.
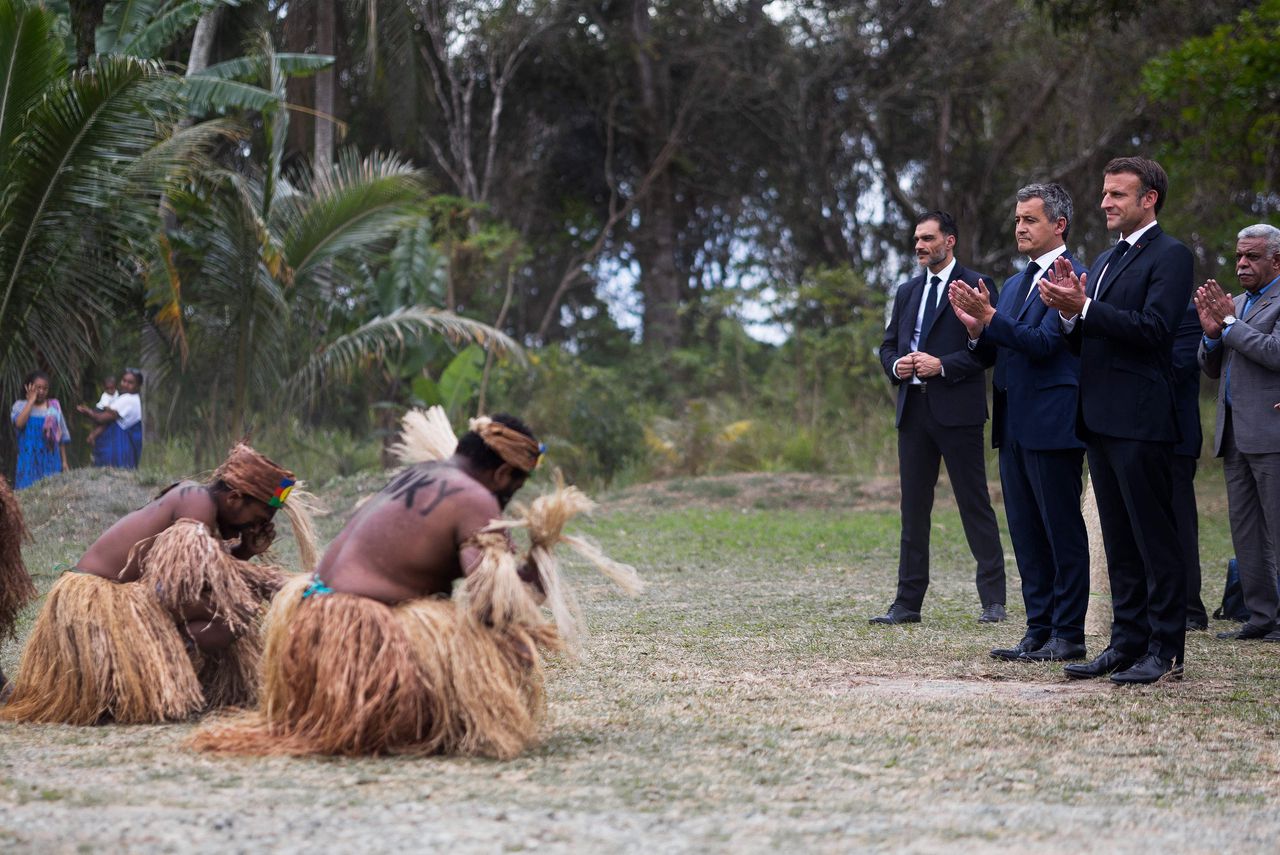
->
xmin=872 ymin=211 xmax=1006 ymax=625
xmin=1172 ymin=303 xmax=1209 ymax=631
xmin=1039 ymin=157 xmax=1195 ymax=684
xmin=948 ymin=183 xmax=1090 ymax=662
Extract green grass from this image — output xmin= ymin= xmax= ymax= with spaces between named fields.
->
xmin=0 ymin=466 xmax=1276 ymax=852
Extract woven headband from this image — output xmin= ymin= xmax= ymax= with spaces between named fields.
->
xmin=468 ymin=417 xmax=543 ymax=473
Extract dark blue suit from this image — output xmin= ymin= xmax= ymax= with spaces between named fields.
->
xmin=878 ymin=263 xmax=1006 ymax=612
xmin=977 ymin=252 xmax=1090 ymax=645
xmin=1068 ymin=223 xmax=1194 ymax=662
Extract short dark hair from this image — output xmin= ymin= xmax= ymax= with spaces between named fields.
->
xmin=456 ymin=413 xmax=538 ymax=473
xmin=1016 ymin=182 xmax=1074 ymax=239
xmin=915 ymin=210 xmax=959 ymax=241
xmin=123 ymin=368 xmax=144 ymax=389
xmin=1104 ymin=156 xmax=1169 ymax=215
xmin=23 ymin=370 xmax=49 ymax=387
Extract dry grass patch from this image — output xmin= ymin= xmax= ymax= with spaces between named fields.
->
xmin=1 ymin=467 xmax=1276 ymax=852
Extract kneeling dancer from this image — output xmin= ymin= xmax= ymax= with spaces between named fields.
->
xmin=1 ymin=443 xmax=316 ymax=724
xmin=194 ymin=409 xmax=640 ymax=759
xmin=0 ymin=473 xmax=38 ymax=699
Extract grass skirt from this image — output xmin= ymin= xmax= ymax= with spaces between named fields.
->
xmin=193 ymin=574 xmax=561 ymax=758
xmin=1 ymin=519 xmax=280 ymax=724
xmin=0 ymin=573 xmax=203 ymax=724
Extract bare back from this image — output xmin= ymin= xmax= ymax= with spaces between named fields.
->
xmin=317 ymin=461 xmax=504 ymax=604
xmin=77 ymin=482 xmax=219 ymax=581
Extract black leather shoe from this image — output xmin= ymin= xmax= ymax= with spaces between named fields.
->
xmin=1263 ymin=630 xmax=1280 ymax=643
xmin=990 ymin=637 xmax=1044 ymax=661
xmin=1110 ymin=653 xmax=1183 ymax=684
xmin=1216 ymin=622 xmax=1274 ymax=640
xmin=1020 ymin=638 xmax=1087 ymax=662
xmin=1186 ymin=621 xmax=1208 ymax=632
xmin=1063 ymin=647 xmax=1136 ymax=680
xmin=978 ymin=603 xmax=1007 ymax=623
xmin=869 ymin=604 xmax=921 ymax=625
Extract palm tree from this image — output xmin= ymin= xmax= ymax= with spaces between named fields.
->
xmin=152 ymin=37 xmax=519 ymax=438
xmin=0 ymin=0 xmax=222 ymax=427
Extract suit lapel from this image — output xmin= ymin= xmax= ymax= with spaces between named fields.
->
xmin=1245 ymin=292 xmax=1275 ymax=323
xmin=1096 ymin=226 xmax=1162 ymax=301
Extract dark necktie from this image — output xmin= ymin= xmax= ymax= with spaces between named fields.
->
xmin=1091 ymin=239 xmax=1131 ymax=299
xmin=919 ymin=275 xmax=942 ymax=343
xmin=1020 ymin=261 xmax=1040 ymax=310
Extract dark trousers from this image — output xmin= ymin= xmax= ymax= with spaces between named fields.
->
xmin=895 ymin=388 xmax=1006 ymax=611
xmin=1222 ymin=411 xmax=1280 ymax=628
xmin=999 ymin=433 xmax=1089 ymax=644
xmin=1173 ymin=455 xmax=1208 ymax=626
xmin=1086 ymin=435 xmax=1187 ymax=662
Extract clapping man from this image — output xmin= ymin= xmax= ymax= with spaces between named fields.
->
xmin=1195 ymin=224 xmax=1280 ymax=642
xmin=950 ymin=183 xmax=1090 ymax=662
xmin=1038 ymin=157 xmax=1194 ymax=684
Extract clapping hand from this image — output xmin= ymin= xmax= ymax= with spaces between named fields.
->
xmin=1038 ymin=256 xmax=1086 ymax=315
xmin=949 ymin=278 xmax=994 ymax=338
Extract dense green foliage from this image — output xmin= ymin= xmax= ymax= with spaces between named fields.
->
xmin=0 ymin=0 xmax=1273 ymax=485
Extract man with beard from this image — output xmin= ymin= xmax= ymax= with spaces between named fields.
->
xmin=873 ymin=211 xmax=1007 ymax=625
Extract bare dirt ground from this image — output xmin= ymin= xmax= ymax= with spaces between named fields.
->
xmin=1 ymin=468 xmax=1276 ymax=853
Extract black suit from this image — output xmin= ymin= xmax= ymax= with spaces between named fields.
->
xmin=1171 ymin=302 xmax=1208 ymax=626
xmin=1067 ymin=224 xmax=1194 ymax=662
xmin=878 ymin=263 xmax=1006 ymax=612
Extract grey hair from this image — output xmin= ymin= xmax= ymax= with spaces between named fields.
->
xmin=1016 ymin=182 xmax=1074 ymax=239
xmin=1238 ymin=223 xmax=1280 ymax=257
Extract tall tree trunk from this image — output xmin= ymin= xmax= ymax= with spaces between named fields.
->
xmin=629 ymin=0 xmax=680 ymax=351
xmin=68 ymin=0 xmax=106 ymax=69
xmin=314 ymin=0 xmax=336 ymax=175
xmin=187 ymin=7 xmax=223 ymax=76
xmin=639 ymin=171 xmax=680 ymax=351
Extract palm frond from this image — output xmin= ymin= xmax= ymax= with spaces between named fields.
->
xmin=277 ymin=149 xmax=427 ymax=283
xmin=292 ymin=307 xmax=525 ymax=399
xmin=0 ymin=0 xmax=62 ymax=157
xmin=103 ymin=0 xmax=231 ymax=59
xmin=197 ymin=51 xmax=332 ymax=82
xmin=182 ymin=74 xmax=278 ymax=114
xmin=0 ymin=56 xmax=180 ymax=382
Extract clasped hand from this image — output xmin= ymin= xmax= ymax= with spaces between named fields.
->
xmin=237 ymin=521 xmax=275 ymax=557
xmin=896 ymin=352 xmax=942 ymax=379
xmin=1193 ymin=279 xmax=1235 ymax=338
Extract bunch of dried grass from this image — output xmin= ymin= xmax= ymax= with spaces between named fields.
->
xmin=0 ymin=473 xmax=35 ymax=640
xmin=192 ymin=574 xmax=559 ymax=758
xmin=487 ymin=470 xmax=642 ymax=653
xmin=0 ymin=574 xmax=203 ymax=724
xmin=390 ymin=406 xmax=458 ymax=466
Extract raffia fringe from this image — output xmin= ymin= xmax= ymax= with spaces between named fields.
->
xmin=0 ymin=474 xmax=36 ymax=639
xmin=0 ymin=574 xmax=204 ymax=724
xmin=131 ymin=518 xmax=288 ymax=635
xmin=191 ymin=574 xmax=560 ymax=758
xmin=485 ymin=471 xmax=642 ymax=654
